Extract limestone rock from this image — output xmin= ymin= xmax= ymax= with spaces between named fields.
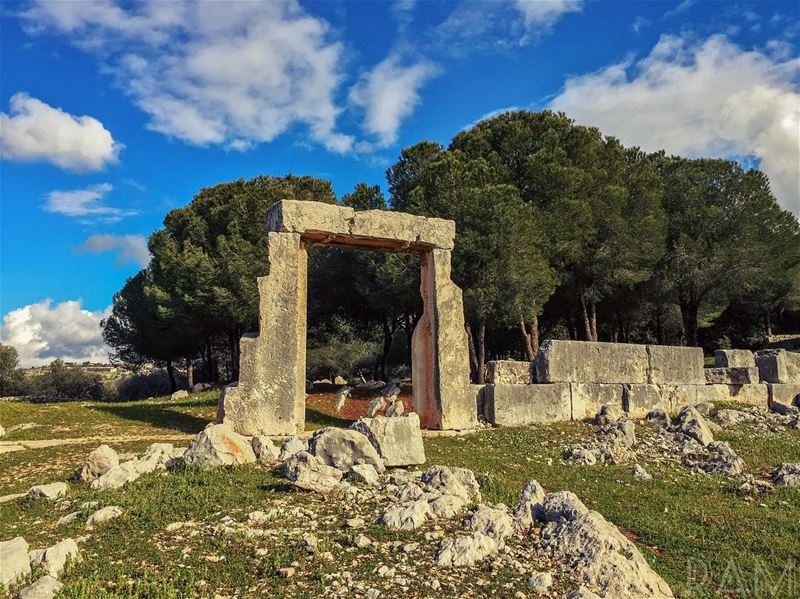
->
xmin=367 ymin=396 xmax=385 ymax=417
xmin=56 ymin=512 xmax=81 ymax=527
xmin=27 ymin=482 xmax=67 ymax=500
xmin=674 ymin=406 xmax=714 ymax=446
xmin=76 ymin=445 xmax=119 ymax=483
xmin=715 ymin=349 xmax=756 ymax=368
xmin=251 ymin=435 xmax=280 ymax=463
xmin=623 ymin=384 xmax=669 ymax=419
xmin=0 ymin=425 xmax=4 ymax=438
xmin=17 ymin=575 xmax=63 ymax=599
xmin=596 ymin=403 xmax=624 ymax=425
xmin=279 ymin=436 xmax=307 ymax=461
xmin=540 ymin=491 xmax=674 ymax=598
xmin=350 ymin=413 xmax=426 ymax=467
xmin=571 ymin=384 xmax=624 ymax=421
xmin=420 ymin=465 xmax=481 ymax=502
xmin=85 ymin=506 xmax=123 ymax=530
xmin=467 ymin=504 xmax=514 ymax=540
xmin=529 ymin=572 xmax=553 ymax=595
xmin=436 ymin=532 xmax=499 ymax=567
xmin=629 ymin=464 xmax=652 ymax=480
xmin=191 ymin=382 xmax=213 ymax=393
xmin=566 ymin=588 xmax=603 ymax=599
xmin=308 ymin=427 xmax=385 ymax=473
xmin=428 ymin=494 xmax=468 ymax=519
xmin=484 ymin=360 xmax=534 ymax=385
xmin=35 ymin=538 xmax=79 ymax=578
xmin=513 ymin=480 xmax=545 ymax=529
xmin=171 ymin=389 xmax=189 ymax=400
xmin=536 ymin=340 xmax=649 ymax=384
xmin=704 ymin=367 xmax=759 ymax=385
xmin=772 ymin=463 xmax=800 ymax=487
xmin=183 ymin=424 xmax=256 ymax=468
xmin=0 ymin=536 xmax=30 ymax=590
xmin=384 ymin=399 xmax=405 ymax=417
xmin=756 ymin=349 xmax=800 ymax=383
xmin=334 ymin=375 xmax=347 ymax=385
xmin=646 ymin=344 xmax=704 ymax=384
xmin=714 ymin=409 xmax=757 ymax=427
xmin=767 ymin=383 xmax=800 ymax=414
xmin=279 ymin=451 xmax=343 ymax=493
xmin=348 ymin=463 xmax=380 ymax=485
xmin=90 ymin=460 xmax=145 ymax=491
xmin=645 ymin=409 xmax=670 ymax=427
xmin=703 ymin=442 xmax=744 ymax=476
xmin=483 ymin=383 xmax=571 ymax=426
xmin=382 ymin=499 xmax=433 ymax=530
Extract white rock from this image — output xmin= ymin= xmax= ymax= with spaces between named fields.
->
xmin=56 ymin=512 xmax=81 ymax=527
xmin=90 ymin=460 xmax=143 ymax=491
xmin=367 ymin=396 xmax=386 ymax=417
xmin=171 ymin=390 xmax=189 ymax=400
xmin=308 ymin=428 xmax=385 ymax=473
xmin=85 ymin=506 xmax=123 ymax=530
xmin=350 ymin=413 xmax=426 ymax=467
xmin=381 ymin=500 xmax=433 ymax=530
xmin=27 ymin=483 xmax=67 ymax=500
xmin=36 ymin=538 xmax=79 ymax=578
xmin=513 ymin=480 xmax=545 ymax=530
xmin=566 ymin=588 xmax=602 ymax=599
xmin=428 ymin=494 xmax=468 ymax=519
xmin=0 ymin=536 xmax=30 ymax=589
xmin=630 ymin=464 xmax=652 ymax=480
xmin=529 ymin=571 xmax=553 ymax=594
xmin=76 ymin=445 xmax=119 ymax=483
xmin=355 ymin=534 xmax=372 ymax=548
xmin=183 ymin=424 xmax=256 ymax=468
xmin=348 ymin=463 xmax=381 ymax=485
xmin=251 ymin=436 xmax=280 ymax=463
xmin=468 ymin=504 xmax=514 ymax=541
xmin=385 ymin=400 xmax=405 ymax=417
xmin=772 ymin=463 xmax=800 ymax=486
xmin=674 ymin=406 xmax=714 ymax=447
xmin=279 ymin=436 xmax=307 ymax=461
xmin=17 ymin=575 xmax=63 ymax=599
xmin=280 ymin=451 xmax=343 ymax=493
xmin=0 ymin=425 xmax=4 ymax=438
xmin=436 ymin=532 xmax=499 ymax=567
xmin=420 ymin=465 xmax=480 ymax=501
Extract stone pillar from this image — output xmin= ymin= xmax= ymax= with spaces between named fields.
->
xmin=412 ymin=249 xmax=477 ymax=430
xmin=217 ymin=232 xmax=307 ymax=436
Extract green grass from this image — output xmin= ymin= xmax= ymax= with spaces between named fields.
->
xmin=1 ymin=395 xmax=799 ymax=598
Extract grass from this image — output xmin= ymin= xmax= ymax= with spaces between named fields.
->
xmin=1 ymin=393 xmax=799 ymax=598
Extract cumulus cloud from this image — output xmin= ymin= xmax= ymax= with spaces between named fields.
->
xmin=514 ymin=0 xmax=582 ymax=29
xmin=77 ymin=234 xmax=150 ymax=267
xmin=350 ymin=54 xmax=439 ymax=146
xmin=43 ymin=183 xmax=135 ymax=223
xmin=22 ymin=0 xmax=354 ymax=153
xmin=0 ymin=92 xmax=120 ymax=171
xmin=551 ymin=34 xmax=800 ymax=216
xmin=0 ymin=299 xmax=111 ymax=367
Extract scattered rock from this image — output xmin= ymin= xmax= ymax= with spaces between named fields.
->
xmin=367 ymin=396 xmax=386 ymax=417
xmin=568 ymin=447 xmax=597 ymax=465
xmin=27 ymin=482 xmax=67 ymax=500
xmin=183 ymin=424 xmax=256 ymax=468
xmin=279 ymin=451 xmax=343 ymax=493
xmin=76 ymin=445 xmax=119 ymax=483
xmin=251 ymin=436 xmax=280 ymax=463
xmin=171 ymin=389 xmax=189 ymax=400
xmin=381 ymin=500 xmax=433 ymax=530
xmin=513 ymin=479 xmax=545 ymax=530
xmin=428 ymin=494 xmax=468 ymax=519
xmin=355 ymin=534 xmax=371 ymax=548
xmin=674 ymin=406 xmax=714 ymax=446
xmin=308 ymin=428 xmax=385 ymax=474
xmin=350 ymin=413 xmax=426 ymax=467
xmin=596 ymin=403 xmax=624 ymax=425
xmin=191 ymin=383 xmax=213 ymax=393
xmin=17 ymin=575 xmax=63 ymax=599
xmin=714 ymin=409 xmax=758 ymax=427
xmin=420 ymin=465 xmax=481 ymax=502
xmin=645 ymin=409 xmax=670 ymax=427
xmin=33 ymin=538 xmax=79 ymax=578
xmin=334 ymin=375 xmax=347 ymax=385
xmin=436 ymin=532 xmax=499 ymax=567
xmin=0 ymin=536 xmax=30 ymax=589
xmin=279 ymin=436 xmax=307 ymax=461
xmin=85 ymin=506 xmax=123 ymax=530
xmin=0 ymin=424 xmax=4 ymax=438
xmin=56 ymin=512 xmax=81 ymax=526
xmin=384 ymin=400 xmax=404 ymax=417
xmin=772 ymin=463 xmax=800 ymax=487
xmin=348 ymin=463 xmax=381 ymax=485
xmin=566 ymin=588 xmax=602 ymax=599
xmin=529 ymin=571 xmax=553 ymax=594
xmin=629 ymin=464 xmax=652 ymax=480
xmin=702 ymin=442 xmax=745 ymax=476
xmin=467 ymin=504 xmax=514 ymax=541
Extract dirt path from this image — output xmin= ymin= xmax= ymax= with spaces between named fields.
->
xmin=0 ymin=434 xmax=194 ymax=455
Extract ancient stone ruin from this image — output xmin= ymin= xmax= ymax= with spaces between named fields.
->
xmin=218 ymin=200 xmax=478 ymax=436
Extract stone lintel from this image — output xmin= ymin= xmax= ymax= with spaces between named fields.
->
xmin=267 ymin=199 xmax=455 ymax=252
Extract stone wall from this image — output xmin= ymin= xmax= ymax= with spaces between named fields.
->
xmin=484 ymin=361 xmax=534 ymax=385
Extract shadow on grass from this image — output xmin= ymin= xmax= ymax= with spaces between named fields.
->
xmin=94 ymin=403 xmax=212 ymax=434
xmin=305 ymin=405 xmax=355 ymax=430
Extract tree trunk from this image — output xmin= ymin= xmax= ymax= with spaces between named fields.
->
xmin=520 ymin=319 xmax=535 ymax=360
xmin=589 ymin=302 xmax=598 ymax=342
xmin=403 ymin=313 xmax=415 ymax=368
xmin=466 ymin=323 xmax=479 ymax=383
xmin=680 ymin=300 xmax=699 ymax=347
xmin=531 ymin=310 xmax=540 ymax=355
xmin=380 ymin=317 xmax=396 ymax=381
xmin=476 ymin=323 xmax=486 ymax=384
xmin=519 ymin=303 xmax=540 ymax=360
xmin=186 ymin=357 xmax=193 ymax=388
xmin=581 ymin=295 xmax=597 ymax=342
xmin=765 ymin=308 xmax=772 ymax=341
xmin=166 ymin=359 xmax=176 ymax=393
xmin=655 ymin=311 xmax=665 ymax=345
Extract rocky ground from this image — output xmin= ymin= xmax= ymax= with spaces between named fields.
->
xmin=1 ymin=392 xmax=799 ymax=598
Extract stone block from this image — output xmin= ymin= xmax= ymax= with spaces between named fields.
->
xmin=658 ymin=384 xmax=699 ymax=412
xmin=623 ymin=384 xmax=670 ymax=418
xmin=0 ymin=536 xmax=30 ymax=590
xmin=646 ymin=344 xmax=705 ymax=384
xmin=568 ymin=383 xmax=625 ymax=421
xmin=471 ymin=384 xmax=486 ymax=420
xmin=350 ymin=413 xmax=426 ymax=467
xmin=714 ymin=349 xmax=756 ymax=368
xmin=756 ymin=350 xmax=800 ymax=383
xmin=727 ymin=384 xmax=769 ymax=407
xmin=349 ymin=210 xmax=455 ymax=250
xmin=695 ymin=385 xmax=732 ymax=404
xmin=483 ymin=384 xmax=571 ymax=426
xmin=267 ymin=200 xmax=353 ymax=237
xmin=767 ymin=383 xmax=800 ymax=413
xmin=485 ymin=360 xmax=534 ymax=385
xmin=536 ymin=340 xmax=649 ymax=384
xmin=704 ymin=367 xmax=760 ymax=385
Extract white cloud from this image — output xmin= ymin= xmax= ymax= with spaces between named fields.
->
xmin=77 ymin=234 xmax=150 ymax=267
xmin=0 ymin=299 xmax=111 ymax=367
xmin=0 ymin=92 xmax=120 ymax=171
xmin=551 ymin=34 xmax=800 ymax=216
xmin=22 ymin=0 xmax=354 ymax=153
xmin=350 ymin=54 xmax=439 ymax=146
xmin=463 ymin=106 xmax=522 ymax=131
xmin=514 ymin=0 xmax=582 ymax=29
xmin=43 ymin=183 xmax=135 ymax=223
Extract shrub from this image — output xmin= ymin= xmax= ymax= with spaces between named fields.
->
xmin=30 ymin=359 xmax=109 ymax=401
xmin=112 ymin=369 xmax=187 ymax=401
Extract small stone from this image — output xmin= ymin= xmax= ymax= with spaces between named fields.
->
xmin=56 ymin=512 xmax=81 ymax=526
xmin=279 ymin=566 xmax=295 ymax=578
xmin=279 ymin=436 xmax=307 ymax=461
xmin=366 ymin=588 xmax=381 ymax=599
xmin=251 ymin=436 xmax=280 ymax=463
xmin=529 ymin=571 xmax=553 ymax=594
xmin=17 ymin=575 xmax=63 ymax=599
xmin=183 ymin=424 xmax=256 ymax=468
xmin=85 ymin=505 xmax=123 ymax=530
xmin=355 ymin=534 xmax=371 ymax=548
xmin=629 ymin=464 xmax=652 ymax=481
xmin=171 ymin=389 xmax=189 ymax=400
xmin=348 ymin=463 xmax=381 ymax=485
xmin=28 ymin=482 xmax=68 ymax=500
xmin=302 ymin=533 xmax=318 ymax=553
xmin=76 ymin=445 xmax=119 ymax=483
xmin=381 ymin=500 xmax=433 ymax=530
xmin=436 ymin=532 xmax=499 ymax=567
xmin=772 ymin=463 xmax=800 ymax=487
xmin=0 ymin=536 xmax=30 ymax=589
xmin=346 ymin=517 xmax=365 ymax=529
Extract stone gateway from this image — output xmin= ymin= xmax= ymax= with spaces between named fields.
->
xmin=218 ymin=200 xmax=478 ymax=436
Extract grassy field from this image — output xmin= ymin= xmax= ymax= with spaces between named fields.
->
xmin=1 ymin=392 xmax=798 ymax=598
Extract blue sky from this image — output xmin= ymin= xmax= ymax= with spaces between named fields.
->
xmin=1 ymin=0 xmax=798 ymax=366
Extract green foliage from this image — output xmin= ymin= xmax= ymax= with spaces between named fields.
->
xmin=30 ymin=359 xmax=108 ymax=401
xmin=0 ymin=343 xmax=29 ymax=396
xmin=306 ymin=316 xmax=381 ymax=380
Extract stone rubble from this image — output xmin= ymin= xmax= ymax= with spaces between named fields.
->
xmin=772 ymin=463 xmax=800 ymax=487
xmin=85 ymin=505 xmax=123 ymax=530
xmin=182 ymin=423 xmax=256 ymax=468
xmin=75 ymin=444 xmax=119 ymax=483
xmin=27 ymin=482 xmax=68 ymax=500
xmin=16 ymin=575 xmax=63 ymax=599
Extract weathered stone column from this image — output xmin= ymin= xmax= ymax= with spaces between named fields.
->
xmin=217 ymin=232 xmax=307 ymax=436
xmin=412 ymin=249 xmax=477 ymax=430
